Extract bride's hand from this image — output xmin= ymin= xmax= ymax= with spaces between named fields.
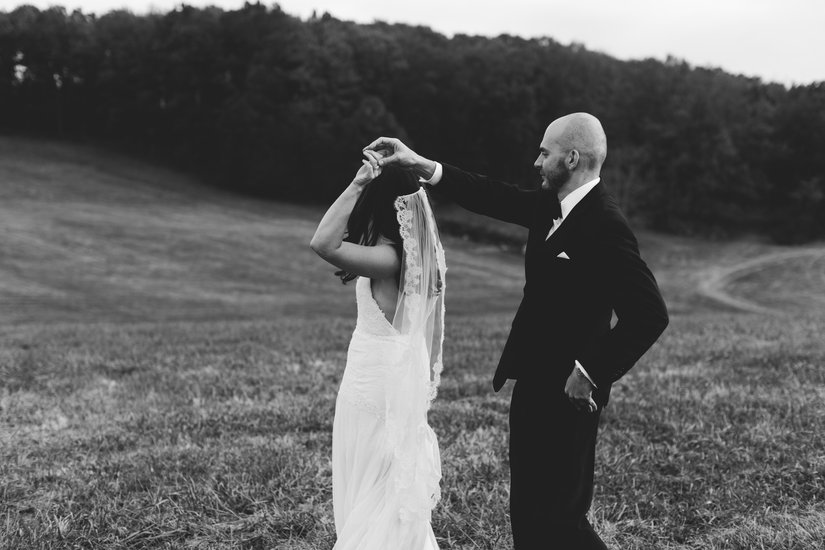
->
xmin=352 ymin=150 xmax=383 ymax=187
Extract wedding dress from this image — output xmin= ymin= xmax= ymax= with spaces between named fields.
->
xmin=332 ymin=188 xmax=446 ymax=550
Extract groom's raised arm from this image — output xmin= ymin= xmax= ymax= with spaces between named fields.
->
xmin=424 ymin=163 xmax=536 ymax=228
xmin=365 ymin=137 xmax=536 ymax=228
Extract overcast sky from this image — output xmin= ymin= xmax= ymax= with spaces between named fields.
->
xmin=10 ymin=0 xmax=824 ymax=86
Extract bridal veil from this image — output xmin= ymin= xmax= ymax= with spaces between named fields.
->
xmin=385 ymin=186 xmax=447 ymax=524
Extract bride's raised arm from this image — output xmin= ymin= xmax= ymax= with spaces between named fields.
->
xmin=309 ymin=153 xmax=401 ymax=280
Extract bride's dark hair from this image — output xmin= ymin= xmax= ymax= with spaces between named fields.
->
xmin=336 ymin=166 xmax=421 ymax=283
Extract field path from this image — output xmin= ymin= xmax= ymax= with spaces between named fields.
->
xmin=696 ymin=246 xmax=825 ymax=314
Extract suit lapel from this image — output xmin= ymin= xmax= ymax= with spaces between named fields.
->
xmin=543 ymin=182 xmax=605 ymax=256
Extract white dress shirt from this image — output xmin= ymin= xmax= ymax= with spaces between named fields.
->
xmin=420 ymin=162 xmax=444 ymax=185
xmin=423 ymin=163 xmax=600 ymax=389
xmin=547 ymin=177 xmax=600 ymax=240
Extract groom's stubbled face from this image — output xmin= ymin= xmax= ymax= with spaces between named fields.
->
xmin=541 ymin=157 xmax=570 ymax=194
xmin=534 ymin=126 xmax=571 ymax=194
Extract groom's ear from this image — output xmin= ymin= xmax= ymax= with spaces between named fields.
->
xmin=567 ymin=150 xmax=580 ymax=170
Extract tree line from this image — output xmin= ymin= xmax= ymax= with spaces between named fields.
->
xmin=1 ymin=3 xmax=823 ymax=242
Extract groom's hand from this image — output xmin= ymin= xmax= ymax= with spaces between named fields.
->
xmin=565 ymin=368 xmax=598 ymax=413
xmin=363 ymin=137 xmax=417 ymax=167
xmin=363 ymin=137 xmax=437 ymax=180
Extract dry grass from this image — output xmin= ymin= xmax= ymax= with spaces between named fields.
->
xmin=1 ymin=136 xmax=824 ymax=549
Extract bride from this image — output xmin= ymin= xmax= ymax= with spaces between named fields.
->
xmin=310 ymin=151 xmax=446 ymax=549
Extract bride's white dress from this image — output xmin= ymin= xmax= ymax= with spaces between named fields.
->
xmin=332 ymin=276 xmax=441 ymax=550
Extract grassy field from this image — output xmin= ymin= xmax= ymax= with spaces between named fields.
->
xmin=1 ymin=136 xmax=824 ymax=549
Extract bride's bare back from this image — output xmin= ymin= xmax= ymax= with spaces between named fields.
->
xmin=369 ymin=276 xmax=398 ymax=324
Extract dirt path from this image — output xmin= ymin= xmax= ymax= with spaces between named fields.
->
xmin=697 ymin=246 xmax=825 ymax=314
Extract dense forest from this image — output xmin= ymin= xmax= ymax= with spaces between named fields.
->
xmin=1 ymin=3 xmax=823 ymax=242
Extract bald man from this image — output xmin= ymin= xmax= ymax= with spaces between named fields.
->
xmin=365 ymin=113 xmax=668 ymax=549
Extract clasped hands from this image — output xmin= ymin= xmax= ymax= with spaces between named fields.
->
xmin=361 ymin=137 xmax=436 ymax=181
xmin=353 ymin=137 xmax=406 ymax=186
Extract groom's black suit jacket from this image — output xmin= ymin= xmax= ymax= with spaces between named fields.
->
xmin=429 ymin=164 xmax=668 ymax=402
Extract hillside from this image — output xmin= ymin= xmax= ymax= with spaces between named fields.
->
xmin=1 ymin=136 xmax=823 ymax=329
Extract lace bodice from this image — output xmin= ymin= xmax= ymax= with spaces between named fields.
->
xmin=338 ymin=277 xmax=404 ymax=418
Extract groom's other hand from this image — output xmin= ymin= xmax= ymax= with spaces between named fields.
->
xmin=565 ymin=368 xmax=598 ymax=413
xmin=363 ymin=137 xmax=437 ymax=180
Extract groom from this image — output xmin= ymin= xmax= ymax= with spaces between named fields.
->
xmin=365 ymin=113 xmax=668 ymax=549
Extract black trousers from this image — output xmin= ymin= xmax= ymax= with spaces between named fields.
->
xmin=508 ymin=378 xmax=608 ymax=550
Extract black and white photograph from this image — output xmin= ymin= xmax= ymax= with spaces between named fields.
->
xmin=1 ymin=0 xmax=824 ymax=548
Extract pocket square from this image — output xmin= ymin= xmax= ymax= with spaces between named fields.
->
xmin=557 ymin=251 xmax=570 ymax=259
